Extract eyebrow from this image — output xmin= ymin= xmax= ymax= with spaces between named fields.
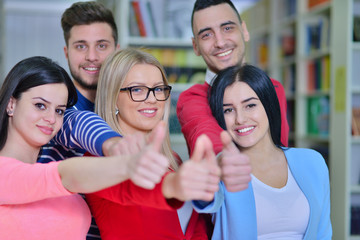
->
xmin=33 ymin=97 xmax=67 ymax=108
xmin=223 ymin=97 xmax=259 ymax=106
xmin=197 ymin=21 xmax=237 ymax=36
xmin=72 ymin=39 xmax=111 ymax=45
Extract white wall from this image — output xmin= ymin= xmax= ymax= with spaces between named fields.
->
xmin=2 ymin=0 xmax=82 ymax=83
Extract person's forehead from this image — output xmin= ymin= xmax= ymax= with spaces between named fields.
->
xmin=69 ymin=23 xmax=114 ymax=42
xmin=193 ymin=4 xmax=239 ymax=31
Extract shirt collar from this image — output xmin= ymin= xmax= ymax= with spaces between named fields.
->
xmin=205 ymin=69 xmax=217 ymax=86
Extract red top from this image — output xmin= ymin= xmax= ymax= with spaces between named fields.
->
xmin=85 ymin=154 xmax=210 ymax=240
xmin=177 ymin=80 xmax=289 ymax=156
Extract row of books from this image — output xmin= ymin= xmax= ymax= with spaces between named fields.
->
xmin=307 ymin=96 xmax=330 ymax=136
xmin=282 ymin=64 xmax=296 ymax=94
xmin=307 ymin=56 xmax=330 ymax=92
xmin=352 ymin=107 xmax=360 ymax=136
xmin=129 ymin=0 xmax=193 ymax=39
xmin=308 ymin=0 xmax=330 ymax=10
xmin=305 ymin=15 xmax=330 ymax=54
xmin=141 ymin=48 xmax=206 ymax=84
xmin=143 ymin=48 xmax=205 ymax=68
xmin=275 ymin=0 xmax=296 ymax=20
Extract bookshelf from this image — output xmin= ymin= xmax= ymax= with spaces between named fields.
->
xmin=243 ymin=0 xmax=360 ymax=238
xmin=113 ymin=0 xmax=207 ymax=160
xmin=0 ymin=0 xmax=4 ymax=81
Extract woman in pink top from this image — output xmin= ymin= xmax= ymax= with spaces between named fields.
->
xmin=0 ymin=56 xmax=172 ymax=240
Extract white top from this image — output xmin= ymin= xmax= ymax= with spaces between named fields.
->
xmin=177 ymin=201 xmax=193 ymax=233
xmin=251 ymin=166 xmax=310 ymax=239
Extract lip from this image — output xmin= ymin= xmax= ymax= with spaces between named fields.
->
xmin=234 ymin=126 xmax=255 ymax=136
xmin=82 ymin=66 xmax=100 ymax=74
xmin=138 ymin=108 xmax=157 ymax=118
xmin=215 ymin=49 xmax=233 ymax=58
xmin=37 ymin=125 xmax=54 ymax=135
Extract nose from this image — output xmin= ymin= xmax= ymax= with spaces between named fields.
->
xmin=144 ymin=90 xmax=157 ymax=103
xmin=85 ymin=47 xmax=99 ymax=62
xmin=214 ymin=32 xmax=226 ymax=48
xmin=44 ymin=111 xmax=56 ymax=125
xmin=235 ymin=110 xmax=247 ymax=124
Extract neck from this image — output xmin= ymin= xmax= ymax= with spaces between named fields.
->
xmin=74 ymin=82 xmax=96 ymax=103
xmin=0 ymin=140 xmax=40 ymax=164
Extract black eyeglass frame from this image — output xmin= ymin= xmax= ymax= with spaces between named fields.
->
xmin=120 ymin=85 xmax=172 ymax=102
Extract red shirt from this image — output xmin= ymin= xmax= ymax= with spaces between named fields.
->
xmin=85 ymin=154 xmax=210 ymax=240
xmin=176 ymin=80 xmax=289 ymax=156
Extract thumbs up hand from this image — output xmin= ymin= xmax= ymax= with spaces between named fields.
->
xmin=162 ymin=134 xmax=221 ymax=202
xmin=219 ymin=131 xmax=252 ymax=192
xmin=125 ymin=121 xmax=169 ymax=189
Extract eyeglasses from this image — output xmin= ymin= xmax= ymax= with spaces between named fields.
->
xmin=120 ymin=85 xmax=172 ymax=102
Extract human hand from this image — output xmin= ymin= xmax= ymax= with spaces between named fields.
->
xmin=219 ymin=131 xmax=252 ymax=192
xmin=126 ymin=121 xmax=169 ymax=189
xmin=163 ymin=134 xmax=221 ymax=202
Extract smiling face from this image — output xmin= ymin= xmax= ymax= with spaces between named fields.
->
xmin=116 ymin=64 xmax=167 ymax=134
xmin=64 ymin=22 xmax=118 ymax=97
xmin=192 ymin=3 xmax=249 ymax=73
xmin=223 ymin=81 xmax=271 ymax=149
xmin=7 ymin=83 xmax=68 ymax=149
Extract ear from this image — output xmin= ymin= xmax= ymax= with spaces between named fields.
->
xmin=192 ymin=37 xmax=201 ymax=56
xmin=241 ymin=21 xmax=250 ymax=42
xmin=64 ymin=46 xmax=69 ymax=60
xmin=116 ymin=43 xmax=120 ymax=50
xmin=6 ymin=97 xmax=16 ymax=116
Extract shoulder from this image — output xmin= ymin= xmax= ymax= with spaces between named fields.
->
xmin=179 ymin=83 xmax=210 ymax=98
xmin=285 ymin=148 xmax=328 ymax=173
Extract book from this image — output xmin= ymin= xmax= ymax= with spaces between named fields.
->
xmin=307 ymin=96 xmax=329 ymax=136
xmin=352 ymin=107 xmax=360 ymax=136
xmin=131 ymin=0 xmax=147 ymax=37
xmin=305 ymin=15 xmax=330 ymax=54
xmin=308 ymin=0 xmax=330 ymax=10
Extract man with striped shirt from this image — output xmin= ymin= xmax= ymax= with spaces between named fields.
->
xmin=37 ymin=2 xmax=121 ymax=239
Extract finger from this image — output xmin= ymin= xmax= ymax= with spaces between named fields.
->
xmin=220 ymin=131 xmax=237 ymax=152
xmin=191 ymin=134 xmax=215 ymax=163
xmin=147 ymin=121 xmax=166 ymax=152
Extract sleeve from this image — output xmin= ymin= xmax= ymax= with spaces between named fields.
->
xmin=52 ymin=108 xmax=121 ymax=156
xmin=88 ymin=172 xmax=183 ymax=210
xmin=270 ymin=78 xmax=289 ymax=147
xmin=0 ymin=157 xmax=71 ymax=204
xmin=192 ymin=182 xmax=225 ymax=214
xmin=316 ymin=154 xmax=332 ymax=239
xmin=176 ymin=83 xmax=224 ymax=156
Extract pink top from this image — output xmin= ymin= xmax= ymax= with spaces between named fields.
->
xmin=0 ymin=156 xmax=91 ymax=240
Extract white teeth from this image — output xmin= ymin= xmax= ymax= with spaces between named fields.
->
xmin=142 ymin=110 xmax=155 ymax=113
xmin=237 ymin=127 xmax=254 ymax=133
xmin=217 ymin=50 xmax=232 ymax=57
xmin=84 ymin=67 xmax=99 ymax=71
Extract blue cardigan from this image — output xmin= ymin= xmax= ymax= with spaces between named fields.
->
xmin=193 ymin=148 xmax=332 ymax=240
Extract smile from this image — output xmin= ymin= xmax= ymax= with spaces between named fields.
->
xmin=237 ymin=126 xmax=254 ymax=133
xmin=141 ymin=109 xmax=155 ymax=114
xmin=84 ymin=67 xmax=100 ymax=71
xmin=217 ymin=49 xmax=232 ymax=57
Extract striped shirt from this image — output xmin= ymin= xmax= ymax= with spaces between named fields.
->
xmin=37 ymin=90 xmax=121 ymax=240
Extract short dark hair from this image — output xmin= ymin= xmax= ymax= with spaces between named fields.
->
xmin=191 ymin=0 xmax=242 ymax=33
xmin=61 ymin=1 xmax=118 ymax=46
xmin=0 ymin=56 xmax=77 ymax=150
xmin=208 ymin=64 xmax=283 ymax=148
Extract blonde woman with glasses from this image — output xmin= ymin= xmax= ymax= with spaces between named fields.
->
xmin=85 ymin=48 xmax=221 ymax=239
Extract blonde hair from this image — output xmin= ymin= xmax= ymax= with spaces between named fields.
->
xmin=96 ymin=48 xmax=178 ymax=170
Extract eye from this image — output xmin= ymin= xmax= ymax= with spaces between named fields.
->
xmin=246 ymin=103 xmax=257 ymax=109
xmin=224 ymin=26 xmax=234 ymax=32
xmin=75 ymin=44 xmax=87 ymax=50
xmin=98 ymin=43 xmax=108 ymax=50
xmin=35 ymin=103 xmax=46 ymax=110
xmin=56 ymin=108 xmax=65 ymax=116
xmin=201 ymin=32 xmax=212 ymax=40
xmin=131 ymin=86 xmax=146 ymax=94
xmin=223 ymin=108 xmax=234 ymax=114
xmin=154 ymin=86 xmax=165 ymax=92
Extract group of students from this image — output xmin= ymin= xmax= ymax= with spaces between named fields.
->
xmin=0 ymin=0 xmax=332 ymax=240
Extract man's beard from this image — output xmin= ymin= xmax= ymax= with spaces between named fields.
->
xmin=70 ymin=69 xmax=97 ymax=90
